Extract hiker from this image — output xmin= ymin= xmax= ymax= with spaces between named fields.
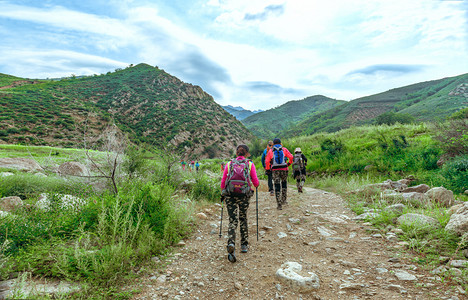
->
xmin=265 ymin=138 xmax=293 ymax=210
xmin=191 ymin=160 xmax=195 ymax=171
xmin=181 ymin=160 xmax=186 ymax=171
xmin=195 ymin=161 xmax=200 ymax=172
xmin=292 ymin=148 xmax=308 ymax=193
xmin=220 ymin=144 xmax=259 ymax=263
xmin=261 ymin=140 xmax=274 ymax=196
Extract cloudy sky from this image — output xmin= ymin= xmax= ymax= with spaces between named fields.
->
xmin=0 ymin=0 xmax=467 ymax=110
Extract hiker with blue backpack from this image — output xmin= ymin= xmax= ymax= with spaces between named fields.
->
xmin=220 ymin=144 xmax=260 ymax=263
xmin=265 ymin=138 xmax=294 ymax=210
xmin=261 ymin=140 xmax=274 ymax=196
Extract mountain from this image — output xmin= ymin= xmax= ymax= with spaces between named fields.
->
xmin=222 ymin=105 xmax=263 ymax=120
xmin=284 ymin=73 xmax=468 ymax=136
xmin=0 ymin=63 xmax=253 ymax=158
xmin=241 ymin=95 xmax=345 ymax=139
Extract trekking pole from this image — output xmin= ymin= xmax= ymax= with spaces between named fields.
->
xmin=256 ymin=187 xmax=259 ymax=241
xmin=219 ymin=196 xmax=224 ymax=238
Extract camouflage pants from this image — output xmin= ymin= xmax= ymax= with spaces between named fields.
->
xmin=293 ymin=170 xmax=306 ymax=189
xmin=272 ymin=170 xmax=288 ymax=205
xmin=225 ymin=196 xmax=250 ymax=247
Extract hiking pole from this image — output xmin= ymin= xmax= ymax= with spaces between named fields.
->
xmin=219 ymin=196 xmax=224 ymax=238
xmin=256 ymin=187 xmax=259 ymax=241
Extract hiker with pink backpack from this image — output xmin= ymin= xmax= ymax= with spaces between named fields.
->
xmin=220 ymin=144 xmax=259 ymax=263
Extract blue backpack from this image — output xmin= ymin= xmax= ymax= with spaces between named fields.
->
xmin=271 ymin=145 xmax=288 ymax=169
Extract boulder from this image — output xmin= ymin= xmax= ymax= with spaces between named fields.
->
xmin=384 ymin=179 xmax=408 ymax=192
xmin=397 ymin=213 xmax=440 ymax=230
xmin=276 ymin=262 xmax=320 ymax=291
xmin=401 ymin=184 xmax=430 ymax=193
xmin=0 ymin=157 xmax=42 ymax=172
xmin=445 ymin=202 xmax=468 ymax=236
xmin=57 ymin=162 xmax=89 ymax=177
xmin=0 ymin=196 xmax=23 ymax=212
xmin=426 ymin=187 xmax=454 ymax=207
xmin=385 ymin=203 xmax=406 ymax=214
xmin=448 ymin=204 xmax=464 ymax=216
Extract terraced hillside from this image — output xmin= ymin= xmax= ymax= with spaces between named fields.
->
xmin=242 ymin=95 xmax=345 ymax=139
xmin=284 ymin=73 xmax=468 ymax=136
xmin=0 ymin=64 xmax=253 ymax=158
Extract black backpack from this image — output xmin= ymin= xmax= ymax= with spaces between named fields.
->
xmin=292 ymin=154 xmax=304 ymax=171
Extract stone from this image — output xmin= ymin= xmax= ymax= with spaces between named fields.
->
xmin=196 ymin=213 xmax=208 ymax=220
xmin=0 ymin=196 xmax=23 ymax=212
xmin=445 ymin=202 xmax=468 ymax=236
xmin=353 ymin=212 xmax=379 ymax=220
xmin=277 ymin=232 xmax=287 ymax=239
xmin=397 ymin=213 xmax=440 ymax=230
xmin=401 ymin=184 xmax=430 ymax=193
xmin=275 ymin=262 xmax=320 ymax=291
xmin=425 ymin=187 xmax=455 ymax=207
xmin=448 ymin=204 xmax=464 ymax=216
xmin=385 ymin=204 xmax=406 ymax=214
xmin=317 ymin=226 xmax=337 ymax=236
xmin=0 ymin=157 xmax=42 ymax=172
xmin=394 ymin=270 xmax=417 ymax=281
xmin=449 ymin=260 xmax=468 ymax=268
xmin=57 ymin=161 xmax=89 ymax=177
xmin=339 ymin=283 xmax=365 ymax=290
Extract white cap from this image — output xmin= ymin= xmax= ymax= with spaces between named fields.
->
xmin=295 ymin=148 xmax=302 ymax=153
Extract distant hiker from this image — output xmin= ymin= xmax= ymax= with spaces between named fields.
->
xmin=261 ymin=140 xmax=274 ymax=196
xmin=191 ymin=160 xmax=195 ymax=171
xmin=265 ymin=138 xmax=293 ymax=210
xmin=220 ymin=144 xmax=259 ymax=263
xmin=221 ymin=161 xmax=226 ymax=172
xmin=181 ymin=160 xmax=186 ymax=171
xmin=195 ymin=161 xmax=200 ymax=172
xmin=292 ymin=148 xmax=307 ymax=193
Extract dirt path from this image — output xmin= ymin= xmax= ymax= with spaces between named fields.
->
xmin=133 ymin=181 xmax=464 ymax=300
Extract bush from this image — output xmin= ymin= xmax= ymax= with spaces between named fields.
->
xmin=0 ymin=174 xmax=90 ymax=199
xmin=375 ymin=112 xmax=415 ymax=125
xmin=441 ymin=155 xmax=468 ymax=193
xmin=320 ymin=138 xmax=345 ymax=157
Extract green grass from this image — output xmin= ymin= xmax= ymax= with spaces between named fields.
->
xmin=0 ymin=144 xmax=219 ymax=298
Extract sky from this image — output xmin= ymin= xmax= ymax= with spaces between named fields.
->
xmin=0 ymin=0 xmax=467 ymax=110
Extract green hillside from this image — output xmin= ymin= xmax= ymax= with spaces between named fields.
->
xmin=0 ymin=64 xmax=252 ymax=158
xmin=284 ymin=73 xmax=468 ymax=136
xmin=242 ymin=95 xmax=345 ymax=139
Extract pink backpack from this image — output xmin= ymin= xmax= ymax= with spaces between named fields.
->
xmin=225 ymin=159 xmax=253 ymax=197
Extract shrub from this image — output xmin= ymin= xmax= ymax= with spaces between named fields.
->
xmin=441 ymin=155 xmax=468 ymax=193
xmin=433 ymin=119 xmax=468 ymax=156
xmin=320 ymin=138 xmax=345 ymax=157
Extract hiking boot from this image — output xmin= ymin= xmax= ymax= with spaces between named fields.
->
xmin=270 ymin=190 xmax=274 ymax=196
xmin=277 ymin=204 xmax=282 ymax=210
xmin=298 ymin=187 xmax=303 ymax=193
xmin=227 ymin=243 xmax=236 ymax=263
xmin=241 ymin=244 xmax=248 ymax=253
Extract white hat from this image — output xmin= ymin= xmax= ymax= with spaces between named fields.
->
xmin=295 ymin=148 xmax=302 ymax=153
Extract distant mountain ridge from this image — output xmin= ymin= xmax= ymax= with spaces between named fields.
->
xmin=0 ymin=64 xmax=253 ymax=158
xmin=283 ymin=73 xmax=468 ymax=136
xmin=222 ymin=105 xmax=263 ymax=120
xmin=242 ymin=95 xmax=345 ymax=139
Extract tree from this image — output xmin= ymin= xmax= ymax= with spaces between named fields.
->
xmin=375 ymin=112 xmax=415 ymax=125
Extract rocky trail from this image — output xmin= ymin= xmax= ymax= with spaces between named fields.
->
xmin=134 ymin=181 xmax=464 ymax=300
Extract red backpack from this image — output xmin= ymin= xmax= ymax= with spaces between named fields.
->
xmin=225 ymin=159 xmax=253 ymax=197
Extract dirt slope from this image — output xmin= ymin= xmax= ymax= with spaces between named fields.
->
xmin=133 ymin=182 xmax=464 ymax=300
